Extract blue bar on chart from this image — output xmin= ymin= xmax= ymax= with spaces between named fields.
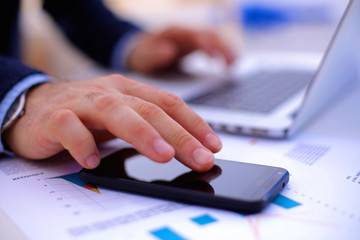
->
xmin=150 ymin=227 xmax=187 ymax=240
xmin=272 ymin=194 xmax=301 ymax=209
xmin=191 ymin=214 xmax=217 ymax=226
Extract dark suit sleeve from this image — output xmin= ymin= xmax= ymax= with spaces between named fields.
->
xmin=0 ymin=55 xmax=42 ymax=101
xmin=43 ymin=0 xmax=141 ymax=67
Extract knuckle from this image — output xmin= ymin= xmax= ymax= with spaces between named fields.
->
xmin=130 ymin=122 xmax=149 ymax=138
xmin=191 ymin=116 xmax=206 ymax=130
xmin=136 ymin=102 xmax=162 ymax=119
xmin=34 ymin=134 xmax=62 ymax=156
xmin=48 ymin=110 xmax=88 ymax=150
xmin=172 ymin=131 xmax=194 ymax=149
xmin=161 ymin=92 xmax=184 ymax=109
xmin=49 ymin=109 xmax=74 ymax=126
xmin=93 ymin=94 xmax=119 ymax=112
xmin=68 ymin=137 xmax=88 ymax=151
xmin=122 ymin=94 xmax=138 ymax=104
xmin=83 ymin=87 xmax=105 ymax=101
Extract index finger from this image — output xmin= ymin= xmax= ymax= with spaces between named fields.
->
xmin=113 ymin=76 xmax=223 ymax=153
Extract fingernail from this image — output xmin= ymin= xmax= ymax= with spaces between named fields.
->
xmin=192 ymin=148 xmax=214 ymax=166
xmin=86 ymin=154 xmax=100 ymax=168
xmin=206 ymin=133 xmax=222 ymax=151
xmin=154 ymin=139 xmax=174 ymax=157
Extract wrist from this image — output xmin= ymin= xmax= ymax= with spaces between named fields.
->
xmin=111 ymin=31 xmax=147 ymax=71
xmin=1 ymin=91 xmax=27 ymax=135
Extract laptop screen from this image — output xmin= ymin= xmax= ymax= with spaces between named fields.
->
xmin=288 ymin=0 xmax=359 ymax=136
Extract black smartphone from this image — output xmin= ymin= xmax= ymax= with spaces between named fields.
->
xmin=80 ymin=148 xmax=289 ymax=213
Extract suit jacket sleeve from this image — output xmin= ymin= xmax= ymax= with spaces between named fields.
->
xmin=43 ymin=0 xmax=142 ymax=67
xmin=0 ymin=56 xmax=51 ymax=154
xmin=0 ymin=56 xmax=42 ymax=102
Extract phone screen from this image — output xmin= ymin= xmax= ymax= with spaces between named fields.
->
xmin=80 ymin=148 xmax=289 ymax=212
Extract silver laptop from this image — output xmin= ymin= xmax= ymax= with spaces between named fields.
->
xmin=184 ymin=0 xmax=359 ymax=138
xmin=126 ymin=0 xmax=358 ymax=138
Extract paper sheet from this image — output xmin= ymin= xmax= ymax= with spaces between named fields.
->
xmin=0 ymin=135 xmax=359 ymax=240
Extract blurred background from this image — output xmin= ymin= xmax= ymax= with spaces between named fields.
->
xmin=20 ymin=0 xmax=349 ymax=80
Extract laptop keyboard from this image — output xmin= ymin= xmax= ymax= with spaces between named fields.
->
xmin=187 ymin=70 xmax=314 ymax=113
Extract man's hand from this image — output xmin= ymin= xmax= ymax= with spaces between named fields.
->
xmin=3 ymin=75 xmax=222 ymax=172
xmin=127 ymin=27 xmax=235 ymax=74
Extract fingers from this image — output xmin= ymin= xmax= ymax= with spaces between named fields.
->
xmin=125 ymin=95 xmax=216 ymax=171
xmin=46 ymin=109 xmax=101 ymax=168
xmin=156 ymin=91 xmax=223 ymax=153
xmin=7 ymin=75 xmax=220 ymax=172
xmin=79 ymin=92 xmax=176 ymax=164
xmin=76 ymin=81 xmax=217 ymax=171
xmin=127 ymin=38 xmax=179 ymax=73
xmin=110 ymin=77 xmax=222 ymax=171
xmin=158 ymin=27 xmax=235 ymax=65
xmin=118 ymin=77 xmax=222 ymax=153
xmin=193 ymin=32 xmax=235 ymax=65
xmin=127 ymin=27 xmax=235 ymax=73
